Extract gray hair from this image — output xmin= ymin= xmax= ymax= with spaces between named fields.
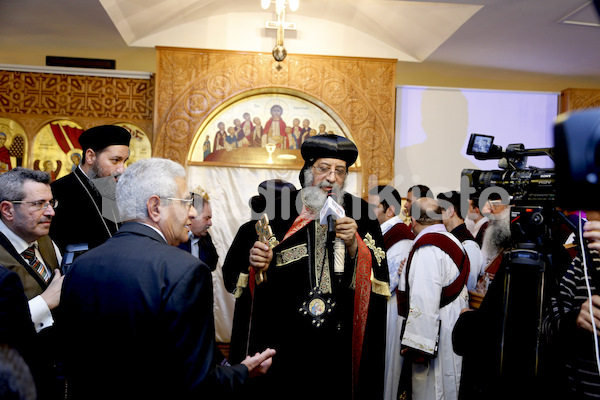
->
xmin=116 ymin=158 xmax=186 ymax=221
xmin=0 ymin=167 xmax=51 ymax=203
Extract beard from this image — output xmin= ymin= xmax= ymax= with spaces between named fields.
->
xmin=88 ymin=160 xmax=108 ymax=180
xmin=301 ymin=168 xmax=346 ymax=212
xmin=88 ymin=160 xmax=121 ymax=182
xmin=481 ymin=207 xmax=512 ymax=258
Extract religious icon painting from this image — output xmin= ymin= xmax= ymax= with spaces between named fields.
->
xmin=33 ymin=120 xmax=84 ymax=181
xmin=33 ymin=120 xmax=152 ymax=182
xmin=0 ymin=118 xmax=27 ymax=176
xmin=116 ymin=123 xmax=152 ymax=167
xmin=299 ymin=287 xmax=335 ymax=328
xmin=188 ymin=90 xmax=360 ymax=170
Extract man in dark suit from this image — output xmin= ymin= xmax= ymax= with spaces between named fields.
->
xmin=50 ymin=125 xmax=131 ymax=253
xmin=0 ymin=167 xmax=65 ymax=399
xmin=0 ymin=265 xmax=36 ymax=360
xmin=0 ymin=265 xmax=38 ymax=400
xmin=178 ymin=188 xmax=218 ymax=271
xmin=60 ymin=158 xmax=275 ymax=400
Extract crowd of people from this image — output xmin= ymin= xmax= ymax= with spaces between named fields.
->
xmin=1 ymin=125 xmax=600 ymax=400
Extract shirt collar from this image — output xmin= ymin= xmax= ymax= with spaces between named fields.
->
xmin=189 ymin=231 xmax=200 ymax=244
xmin=380 ymin=215 xmax=403 ymax=235
xmin=413 ymin=223 xmax=447 ymax=242
xmin=139 ymin=222 xmax=168 ymax=244
xmin=0 ymin=219 xmax=37 ymax=254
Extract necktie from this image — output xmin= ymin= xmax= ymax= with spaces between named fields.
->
xmin=22 ymin=245 xmax=51 ymax=283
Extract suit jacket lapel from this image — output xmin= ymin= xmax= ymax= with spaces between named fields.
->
xmin=0 ymin=232 xmax=48 ymax=289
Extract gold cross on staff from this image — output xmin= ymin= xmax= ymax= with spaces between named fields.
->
xmin=254 ymin=214 xmax=280 ymax=284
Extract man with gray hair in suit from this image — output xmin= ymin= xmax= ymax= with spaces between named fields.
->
xmin=60 ymin=157 xmax=275 ymax=400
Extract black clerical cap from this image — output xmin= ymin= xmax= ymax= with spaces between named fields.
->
xmin=78 ymin=125 xmax=131 ymax=152
xmin=300 ymin=134 xmax=358 ymax=167
xmin=299 ymin=134 xmax=358 ymax=187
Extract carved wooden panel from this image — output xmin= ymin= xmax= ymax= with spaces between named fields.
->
xmin=154 ymin=48 xmax=396 ymax=193
xmin=0 ymin=69 xmax=154 ymax=169
xmin=561 ymin=88 xmax=600 ymax=113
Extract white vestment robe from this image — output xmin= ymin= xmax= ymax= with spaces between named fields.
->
xmin=462 ymin=239 xmax=483 ymax=291
xmin=402 ymin=224 xmax=469 ymax=400
xmin=382 ymin=216 xmax=413 ymax=400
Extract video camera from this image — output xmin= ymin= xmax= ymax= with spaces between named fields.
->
xmin=462 ymin=133 xmax=555 ymax=207
xmin=461 ymin=135 xmax=563 ymax=382
xmin=554 ymin=108 xmax=600 ymax=210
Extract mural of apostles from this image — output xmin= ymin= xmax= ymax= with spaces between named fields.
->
xmin=203 ymin=104 xmax=331 ymax=159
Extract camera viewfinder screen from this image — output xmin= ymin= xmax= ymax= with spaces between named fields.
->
xmin=473 ymin=135 xmax=493 ymax=153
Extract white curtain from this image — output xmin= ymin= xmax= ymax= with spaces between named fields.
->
xmin=187 ymin=166 xmax=360 ymax=342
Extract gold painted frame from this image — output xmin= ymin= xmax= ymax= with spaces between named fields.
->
xmin=188 ymin=88 xmax=361 ymax=170
xmin=155 ymin=48 xmax=396 ymax=195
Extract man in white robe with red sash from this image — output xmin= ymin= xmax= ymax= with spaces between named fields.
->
xmin=368 ymin=185 xmax=414 ymax=400
xmin=400 ymin=197 xmax=469 ymax=400
xmin=232 ymin=134 xmax=390 ymax=400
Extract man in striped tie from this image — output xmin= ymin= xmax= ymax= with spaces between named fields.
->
xmin=0 ymin=167 xmax=64 ymax=399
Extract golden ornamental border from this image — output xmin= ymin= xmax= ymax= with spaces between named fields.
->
xmin=154 ymin=48 xmax=396 ymax=194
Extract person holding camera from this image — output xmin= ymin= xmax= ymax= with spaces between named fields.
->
xmin=544 ymin=210 xmax=600 ymax=398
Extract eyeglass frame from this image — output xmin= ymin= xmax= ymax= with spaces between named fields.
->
xmin=311 ymin=164 xmax=348 ymax=178
xmin=162 ymin=196 xmax=194 ymax=209
xmin=10 ymin=199 xmax=58 ymax=211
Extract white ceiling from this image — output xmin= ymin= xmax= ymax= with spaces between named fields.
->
xmin=1 ymin=0 xmax=600 ymax=78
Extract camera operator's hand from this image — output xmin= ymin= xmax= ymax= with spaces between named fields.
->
xmin=583 ymin=220 xmax=600 ymax=251
xmin=577 ymin=295 xmax=600 ymax=335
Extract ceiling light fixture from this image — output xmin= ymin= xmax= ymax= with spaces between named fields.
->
xmin=262 ymin=0 xmax=299 ymax=62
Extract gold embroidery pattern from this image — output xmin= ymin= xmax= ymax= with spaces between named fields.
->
xmin=233 ymin=273 xmax=249 ymax=298
xmin=403 ymin=306 xmax=435 ymax=353
xmin=402 ymin=336 xmax=435 ymax=354
xmin=363 ymin=233 xmax=386 ymax=267
xmin=275 ymin=244 xmax=308 ymax=267
xmin=370 ymin=270 xmax=391 ymax=298
xmin=315 ymin=224 xmax=332 ymax=294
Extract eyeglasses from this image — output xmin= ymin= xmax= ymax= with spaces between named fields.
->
xmin=10 ymin=199 xmax=58 ymax=211
xmin=312 ymin=165 xmax=347 ymax=178
xmin=163 ymin=197 xmax=194 ymax=209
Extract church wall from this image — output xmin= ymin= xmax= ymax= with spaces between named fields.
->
xmin=0 ymin=69 xmax=154 ymax=172
xmin=153 ymin=47 xmax=397 ymax=193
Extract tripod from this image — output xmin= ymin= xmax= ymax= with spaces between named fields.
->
xmin=498 ymin=206 xmax=572 ymax=391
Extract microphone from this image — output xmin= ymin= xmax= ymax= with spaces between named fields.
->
xmin=320 ymin=190 xmax=346 ymax=284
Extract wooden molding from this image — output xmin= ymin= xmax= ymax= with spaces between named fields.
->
xmin=561 ymin=88 xmax=600 ymax=113
xmin=154 ymin=47 xmax=396 ymax=194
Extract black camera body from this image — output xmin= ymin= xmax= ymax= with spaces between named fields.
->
xmin=462 ymin=133 xmax=555 ymax=207
xmin=463 ymin=135 xmax=565 ymax=380
xmin=554 ymin=108 xmax=600 ymax=210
